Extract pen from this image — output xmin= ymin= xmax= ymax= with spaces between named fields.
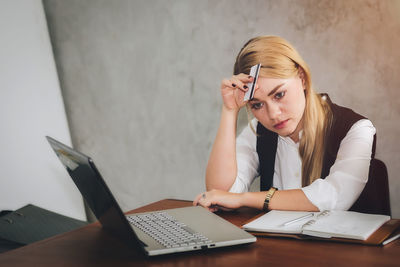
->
xmin=282 ymin=213 xmax=314 ymax=226
xmin=382 ymin=233 xmax=400 ymax=246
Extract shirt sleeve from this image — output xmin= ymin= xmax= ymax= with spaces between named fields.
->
xmin=302 ymin=119 xmax=376 ymax=211
xmin=229 ymin=119 xmax=259 ymax=193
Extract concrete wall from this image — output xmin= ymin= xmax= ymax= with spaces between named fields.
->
xmin=43 ymin=0 xmax=400 ymax=217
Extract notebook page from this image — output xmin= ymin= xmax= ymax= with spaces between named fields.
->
xmin=302 ymin=211 xmax=390 ymax=240
xmin=243 ymin=210 xmax=314 ymax=234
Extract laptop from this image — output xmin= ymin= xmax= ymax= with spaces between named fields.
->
xmin=46 ymin=136 xmax=256 ymax=256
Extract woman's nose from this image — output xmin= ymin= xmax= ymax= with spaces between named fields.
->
xmin=266 ymin=104 xmax=282 ymax=120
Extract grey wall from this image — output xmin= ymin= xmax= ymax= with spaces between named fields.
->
xmin=43 ymin=0 xmax=400 ymax=217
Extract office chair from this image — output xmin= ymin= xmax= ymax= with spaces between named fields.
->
xmin=350 ymin=158 xmax=391 ymax=216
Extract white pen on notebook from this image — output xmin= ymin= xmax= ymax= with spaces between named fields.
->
xmin=382 ymin=233 xmax=400 ymax=246
xmin=281 ymin=213 xmax=314 ymax=226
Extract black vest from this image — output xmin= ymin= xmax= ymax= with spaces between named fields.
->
xmin=256 ymin=94 xmax=376 ymax=191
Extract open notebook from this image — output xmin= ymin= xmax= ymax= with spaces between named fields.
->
xmin=242 ymin=210 xmax=399 ymax=245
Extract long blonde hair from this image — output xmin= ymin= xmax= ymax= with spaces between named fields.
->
xmin=233 ymin=36 xmax=332 ymax=186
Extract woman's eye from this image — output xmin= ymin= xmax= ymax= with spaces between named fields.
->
xmin=275 ymin=91 xmax=285 ymax=99
xmin=251 ymin=102 xmax=264 ymax=110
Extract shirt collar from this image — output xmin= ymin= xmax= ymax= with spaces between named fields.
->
xmin=278 ymin=130 xmax=303 ymax=146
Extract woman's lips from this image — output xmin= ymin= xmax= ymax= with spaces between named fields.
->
xmin=274 ymin=119 xmax=289 ymax=129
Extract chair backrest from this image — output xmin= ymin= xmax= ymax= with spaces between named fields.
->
xmin=349 ymin=158 xmax=391 ymax=216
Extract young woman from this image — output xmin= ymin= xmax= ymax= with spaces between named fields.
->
xmin=193 ymin=36 xmax=376 ymax=212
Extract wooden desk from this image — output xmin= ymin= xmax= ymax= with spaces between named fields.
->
xmin=0 ymin=199 xmax=399 ymax=266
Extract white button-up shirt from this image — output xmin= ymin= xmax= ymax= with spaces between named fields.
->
xmin=229 ymin=119 xmax=376 ymax=211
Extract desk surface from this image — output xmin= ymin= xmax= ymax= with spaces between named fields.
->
xmin=0 ymin=199 xmax=399 ymax=266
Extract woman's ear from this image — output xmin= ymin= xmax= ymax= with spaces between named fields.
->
xmin=298 ymin=67 xmax=306 ymax=90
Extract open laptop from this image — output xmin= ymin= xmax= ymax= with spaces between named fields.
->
xmin=46 ymin=136 xmax=256 ymax=256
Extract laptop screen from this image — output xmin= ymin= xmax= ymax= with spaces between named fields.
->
xmin=46 ymin=136 xmax=143 ymax=249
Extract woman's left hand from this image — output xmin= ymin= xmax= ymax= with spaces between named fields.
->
xmin=193 ymin=189 xmax=244 ymax=212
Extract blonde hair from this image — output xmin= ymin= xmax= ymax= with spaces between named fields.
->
xmin=234 ymin=36 xmax=332 ymax=186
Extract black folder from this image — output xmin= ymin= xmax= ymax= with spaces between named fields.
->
xmin=0 ymin=204 xmax=87 ymax=251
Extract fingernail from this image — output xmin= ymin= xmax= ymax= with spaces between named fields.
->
xmin=248 ymin=75 xmax=253 ymax=79
xmin=243 ymin=85 xmax=248 ymax=89
xmin=232 ymin=83 xmax=236 ymax=87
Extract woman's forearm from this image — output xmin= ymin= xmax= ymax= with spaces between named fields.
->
xmin=241 ymin=189 xmax=319 ymax=211
xmin=206 ymin=106 xmax=239 ymax=191
xmin=268 ymin=189 xmax=319 ymax=211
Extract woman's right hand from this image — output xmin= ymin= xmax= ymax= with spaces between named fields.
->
xmin=220 ymin=73 xmax=255 ymax=111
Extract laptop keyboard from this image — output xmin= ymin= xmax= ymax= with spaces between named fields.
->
xmin=127 ymin=212 xmax=212 ymax=248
